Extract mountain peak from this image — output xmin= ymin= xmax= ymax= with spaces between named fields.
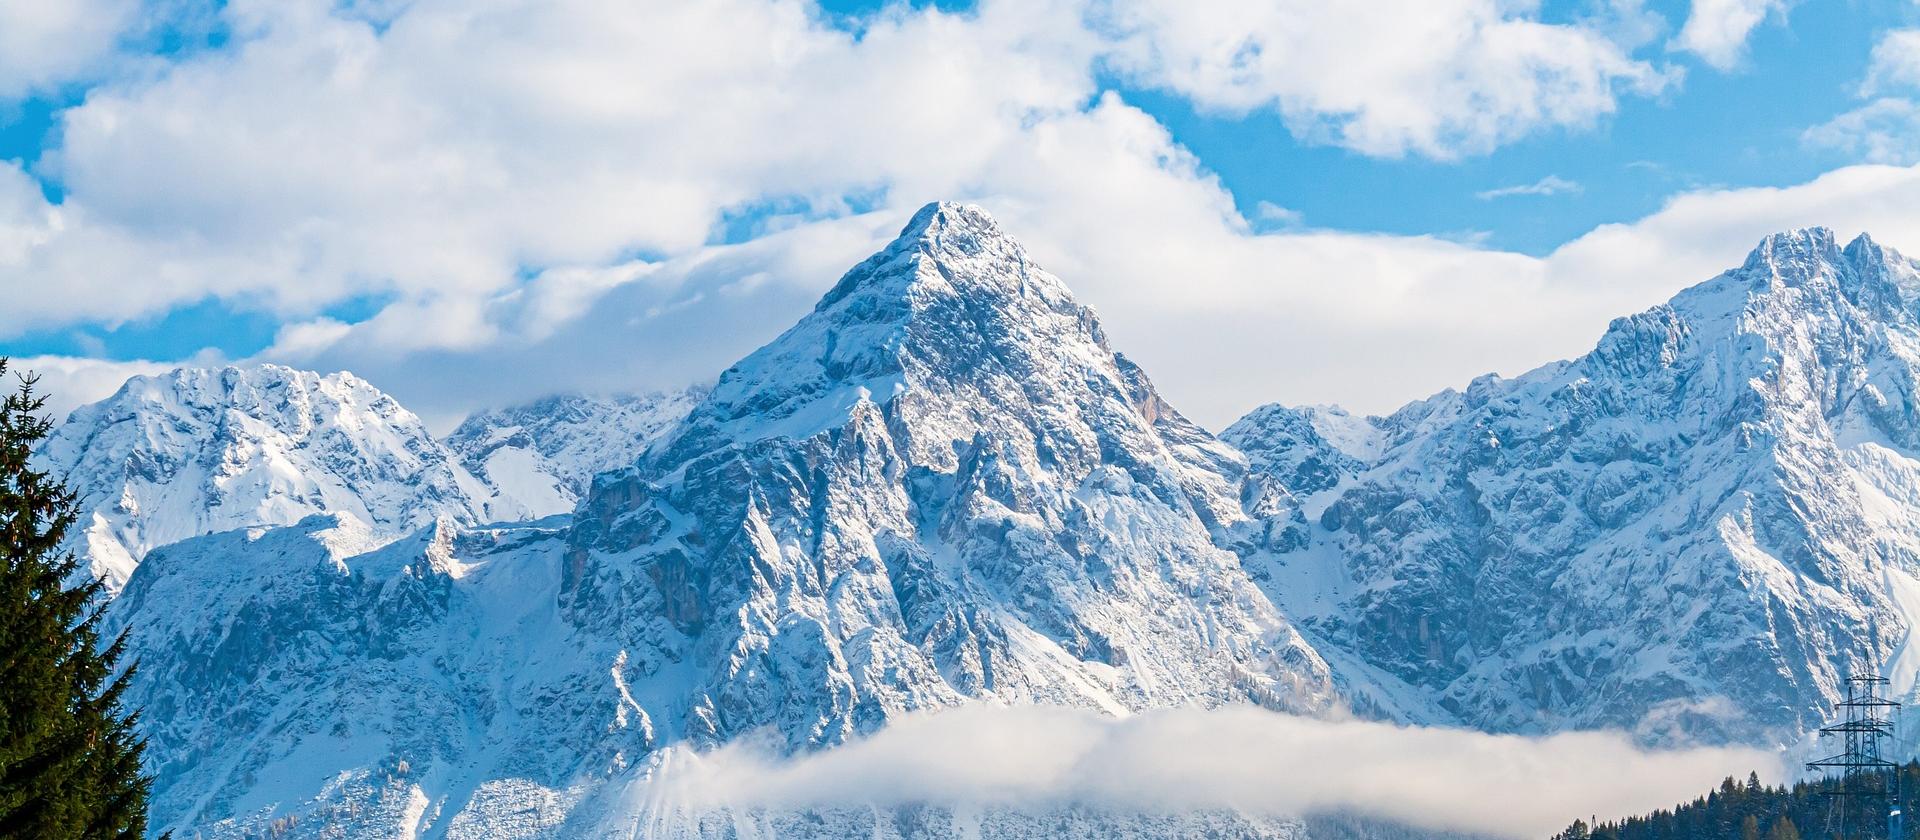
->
xmin=1740 ymin=226 xmax=1842 ymax=276
xmin=814 ymin=200 xmax=1063 ymax=313
xmin=1737 ymin=226 xmax=1905 ymax=275
xmin=897 ymin=200 xmax=1003 ymax=243
xmin=670 ymin=201 xmax=1105 ymax=450
xmin=1685 ymin=227 xmax=1920 ymax=317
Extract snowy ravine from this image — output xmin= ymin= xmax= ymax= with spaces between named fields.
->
xmin=446 ymin=390 xmax=703 ymax=519
xmin=104 ymin=203 xmax=1342 ymax=839
xmin=1227 ymin=227 xmax=1920 ymax=745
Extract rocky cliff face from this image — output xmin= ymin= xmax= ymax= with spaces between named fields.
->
xmin=1232 ymin=228 xmax=1920 ymax=743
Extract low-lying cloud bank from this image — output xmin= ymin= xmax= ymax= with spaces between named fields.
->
xmin=631 ymin=705 xmax=1781 ymax=840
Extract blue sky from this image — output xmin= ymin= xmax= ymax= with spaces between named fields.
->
xmin=5 ymin=0 xmax=1920 ymax=428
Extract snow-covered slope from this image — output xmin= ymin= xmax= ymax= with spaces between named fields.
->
xmin=1232 ymin=228 xmax=1920 ymax=744
xmin=107 ymin=202 xmax=1341 ymax=838
xmin=1221 ymin=403 xmax=1383 ymax=556
xmin=38 ymin=365 xmax=498 ymax=590
xmin=446 ymin=390 xmax=701 ymax=518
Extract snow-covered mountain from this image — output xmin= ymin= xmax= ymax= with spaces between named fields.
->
xmin=37 ymin=365 xmax=498 ymax=590
xmin=1229 ymin=227 xmax=1920 ymax=745
xmin=105 ymin=202 xmax=1342 ymax=838
xmin=446 ymin=390 xmax=702 ymax=518
xmin=94 ymin=207 xmax=1920 ymax=838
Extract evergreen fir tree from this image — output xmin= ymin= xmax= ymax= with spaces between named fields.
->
xmin=0 ymin=360 xmax=153 ymax=838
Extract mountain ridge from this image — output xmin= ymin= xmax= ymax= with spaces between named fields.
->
xmin=65 ymin=207 xmax=1920 ymax=838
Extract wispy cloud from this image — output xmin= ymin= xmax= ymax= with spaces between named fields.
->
xmin=1254 ymin=200 xmax=1304 ymax=228
xmin=1804 ymin=29 xmax=1920 ymax=167
xmin=1862 ymin=29 xmax=1920 ymax=97
xmin=1477 ymin=175 xmax=1584 ymax=200
xmin=1804 ymin=98 xmax=1920 ymax=165
xmin=8 ymin=355 xmax=176 ymax=422
xmin=618 ymin=705 xmax=1781 ymax=840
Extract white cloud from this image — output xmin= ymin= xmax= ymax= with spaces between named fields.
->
xmin=259 ymin=108 xmax=1920 ymax=438
xmin=0 ymin=0 xmax=140 ymax=98
xmin=1253 ymin=200 xmax=1303 ymax=227
xmin=623 ymin=705 xmax=1780 ymax=840
xmin=243 ymin=93 xmax=1920 ymax=430
xmin=1103 ymin=0 xmax=1673 ymax=159
xmin=1 ymin=0 xmax=1103 ymax=335
xmin=3 ymin=355 xmax=173 ymax=423
xmin=1673 ymin=0 xmax=1791 ymax=70
xmin=1803 ymin=29 xmax=1920 ymax=167
xmin=0 ymin=0 xmax=1681 ymax=338
xmin=0 ymin=163 xmax=59 ymax=265
xmin=1476 ymin=175 xmax=1584 ymax=200
xmin=14 ymin=0 xmax=1920 ymax=432
xmin=1863 ymin=29 xmax=1920 ymax=96
xmin=1804 ymin=98 xmax=1920 ymax=165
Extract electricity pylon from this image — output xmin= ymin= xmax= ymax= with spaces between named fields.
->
xmin=1810 ymin=670 xmax=1903 ymax=840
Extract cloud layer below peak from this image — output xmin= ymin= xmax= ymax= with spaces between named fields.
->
xmin=616 ymin=705 xmax=1779 ymax=840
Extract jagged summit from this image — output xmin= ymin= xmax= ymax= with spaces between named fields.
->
xmin=814 ymin=201 xmax=1071 ymax=313
xmin=1742 ymin=226 xmax=1841 ymax=269
xmin=900 ymin=199 xmax=995 ymax=238
xmin=1724 ymin=226 xmax=1917 ymax=297
xmin=40 ymin=363 xmax=713 ymax=589
xmin=1735 ymin=226 xmax=1894 ymax=276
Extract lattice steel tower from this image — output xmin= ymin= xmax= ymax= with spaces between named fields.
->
xmin=1809 ymin=669 xmax=1903 ymax=840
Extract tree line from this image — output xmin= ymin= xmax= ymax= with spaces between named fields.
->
xmin=1556 ymin=765 xmax=1920 ymax=840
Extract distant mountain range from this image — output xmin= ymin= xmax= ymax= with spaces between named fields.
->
xmin=42 ymin=202 xmax=1920 ymax=837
